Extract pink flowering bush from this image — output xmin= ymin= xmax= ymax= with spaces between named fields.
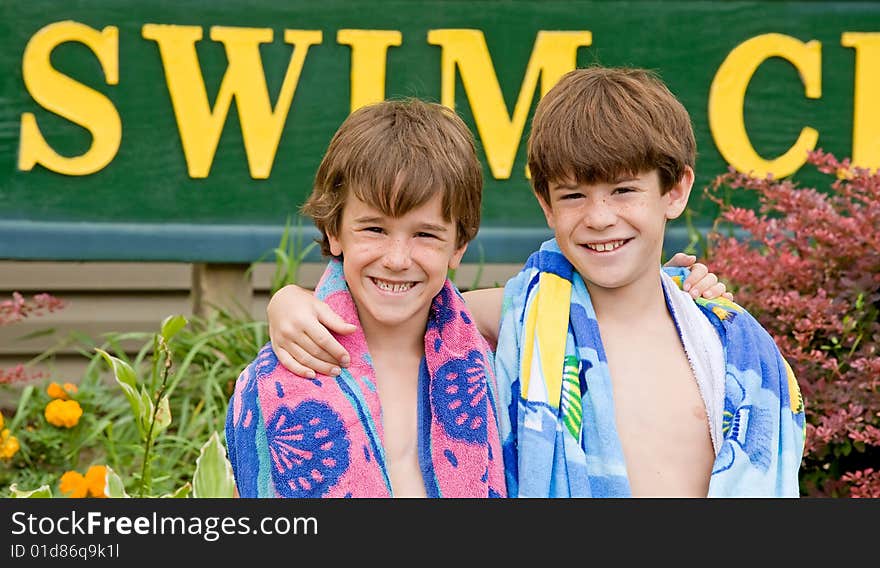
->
xmin=0 ymin=293 xmax=66 ymax=384
xmin=704 ymin=150 xmax=880 ymax=497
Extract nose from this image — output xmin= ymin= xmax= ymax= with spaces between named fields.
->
xmin=382 ymin=237 xmax=412 ymax=271
xmin=581 ymin=196 xmax=617 ymax=230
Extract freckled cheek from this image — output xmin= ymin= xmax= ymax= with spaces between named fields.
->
xmin=556 ymin=209 xmax=588 ymax=232
xmin=351 ymin=239 xmax=379 ymax=252
xmin=340 ymin=241 xmax=384 ymax=272
xmin=625 ymin=199 xmax=653 ymax=214
xmin=410 ymin=247 xmax=453 ymax=280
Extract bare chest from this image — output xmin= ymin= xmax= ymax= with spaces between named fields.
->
xmin=601 ymin=326 xmax=715 ymax=497
xmin=373 ymin=357 xmax=427 ymax=498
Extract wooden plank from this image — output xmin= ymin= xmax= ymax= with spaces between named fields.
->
xmin=191 ymin=263 xmax=253 ymax=318
xmin=0 ymin=261 xmax=192 ymax=291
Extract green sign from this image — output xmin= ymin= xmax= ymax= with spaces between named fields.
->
xmin=1 ymin=1 xmax=877 ymax=262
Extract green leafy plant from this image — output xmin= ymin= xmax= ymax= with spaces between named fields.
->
xmin=11 ymin=432 xmax=232 ymax=499
xmin=1 ymin=225 xmax=316 ymax=498
xmin=249 ymin=216 xmax=318 ymax=296
xmin=6 ymin=315 xmax=239 ymax=498
xmin=95 ymin=315 xmax=183 ymax=497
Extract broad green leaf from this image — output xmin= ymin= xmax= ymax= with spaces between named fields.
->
xmin=105 ymin=466 xmax=130 ymax=498
xmin=160 ymin=315 xmax=188 ymax=341
xmin=96 ymin=349 xmax=143 ymax=433
xmin=192 ymin=431 xmax=235 ymax=498
xmin=9 ymin=483 xmax=52 ymax=498
xmin=95 ymin=348 xmax=137 ymax=389
xmin=153 ymin=395 xmax=172 ymax=434
xmin=138 ymin=387 xmax=154 ymax=438
xmin=160 ymin=482 xmax=192 ymax=498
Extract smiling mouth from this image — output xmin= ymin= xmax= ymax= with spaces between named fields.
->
xmin=370 ymin=277 xmax=417 ymax=293
xmin=582 ymin=238 xmax=631 ymax=253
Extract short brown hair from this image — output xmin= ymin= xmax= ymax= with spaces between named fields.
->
xmin=301 ymin=99 xmax=483 ymax=256
xmin=527 ymin=66 xmax=696 ymax=204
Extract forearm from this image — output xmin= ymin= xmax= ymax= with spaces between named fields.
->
xmin=462 ymin=287 xmax=504 ymax=348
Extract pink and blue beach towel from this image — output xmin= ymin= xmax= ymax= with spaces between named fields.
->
xmin=494 ymin=239 xmax=806 ymax=497
xmin=226 ymin=258 xmax=506 ymax=498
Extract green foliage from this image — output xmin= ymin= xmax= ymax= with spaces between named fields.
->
xmin=9 ymin=483 xmax=52 ymax=498
xmin=192 ymin=431 xmax=235 ymax=498
xmin=249 ymin=216 xmax=318 ymax=296
xmin=2 ymin=309 xmax=260 ymax=498
xmin=0 ymin=226 xmax=316 ymax=498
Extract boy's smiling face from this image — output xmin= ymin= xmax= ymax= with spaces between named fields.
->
xmin=328 ymin=192 xmax=467 ymax=334
xmin=537 ymin=168 xmax=693 ymax=294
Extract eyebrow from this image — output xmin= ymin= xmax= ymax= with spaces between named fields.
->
xmin=552 ymin=176 xmax=640 ymax=190
xmin=352 ymin=215 xmax=386 ymax=224
xmin=416 ymin=223 xmax=449 ymax=233
xmin=352 ymin=216 xmax=449 ymax=233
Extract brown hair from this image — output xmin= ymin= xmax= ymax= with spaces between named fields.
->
xmin=527 ymin=66 xmax=696 ymax=203
xmin=301 ymin=99 xmax=483 ymax=256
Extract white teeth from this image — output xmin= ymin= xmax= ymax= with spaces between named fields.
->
xmin=585 ymin=239 xmax=626 ymax=252
xmin=373 ymin=278 xmax=414 ymax=292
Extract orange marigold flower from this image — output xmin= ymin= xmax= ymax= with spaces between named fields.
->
xmin=0 ymin=429 xmax=19 ymax=459
xmin=44 ymin=399 xmax=83 ymax=428
xmin=84 ymin=465 xmax=107 ymax=498
xmin=0 ymin=411 xmax=4 ymax=430
xmin=46 ymin=382 xmax=69 ymax=400
xmin=63 ymin=382 xmax=78 ymax=395
xmin=59 ymin=470 xmax=88 ymax=498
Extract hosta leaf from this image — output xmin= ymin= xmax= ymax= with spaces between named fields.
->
xmin=153 ymin=395 xmax=172 ymax=433
xmin=104 ymin=466 xmax=130 ymax=498
xmin=8 ymin=484 xmax=52 ymax=498
xmin=192 ymin=431 xmax=235 ymax=498
xmin=96 ymin=348 xmax=142 ymax=433
xmin=160 ymin=315 xmax=188 ymax=341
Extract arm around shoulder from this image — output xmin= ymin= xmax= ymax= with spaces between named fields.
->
xmin=462 ymin=287 xmax=504 ymax=348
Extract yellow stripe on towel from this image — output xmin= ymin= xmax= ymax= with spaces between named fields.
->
xmin=520 ymin=272 xmax=571 ymax=409
xmin=520 ymin=293 xmax=538 ymax=400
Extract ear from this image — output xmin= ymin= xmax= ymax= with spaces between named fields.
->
xmin=664 ymin=165 xmax=695 ymax=220
xmin=448 ymin=242 xmax=468 ymax=270
xmin=327 ymin=232 xmax=343 ymax=257
xmin=536 ymin=193 xmax=556 ymax=230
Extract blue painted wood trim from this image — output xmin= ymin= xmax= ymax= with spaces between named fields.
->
xmin=0 ymin=221 xmax=702 ymax=263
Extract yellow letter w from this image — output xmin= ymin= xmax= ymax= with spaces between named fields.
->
xmin=142 ymin=24 xmax=322 ymax=179
xmin=428 ymin=30 xmax=591 ymax=180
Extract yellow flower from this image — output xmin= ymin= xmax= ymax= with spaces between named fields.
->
xmin=0 ymin=429 xmax=20 ymax=460
xmin=84 ymin=465 xmax=107 ymax=498
xmin=59 ymin=470 xmax=88 ymax=498
xmin=46 ymin=381 xmax=77 ymax=400
xmin=44 ymin=399 xmax=83 ymax=428
xmin=47 ymin=382 xmax=67 ymax=399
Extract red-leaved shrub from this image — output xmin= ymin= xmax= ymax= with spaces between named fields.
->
xmin=704 ymin=150 xmax=880 ymax=497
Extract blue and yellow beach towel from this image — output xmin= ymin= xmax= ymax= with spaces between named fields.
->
xmin=494 ymin=239 xmax=806 ymax=497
